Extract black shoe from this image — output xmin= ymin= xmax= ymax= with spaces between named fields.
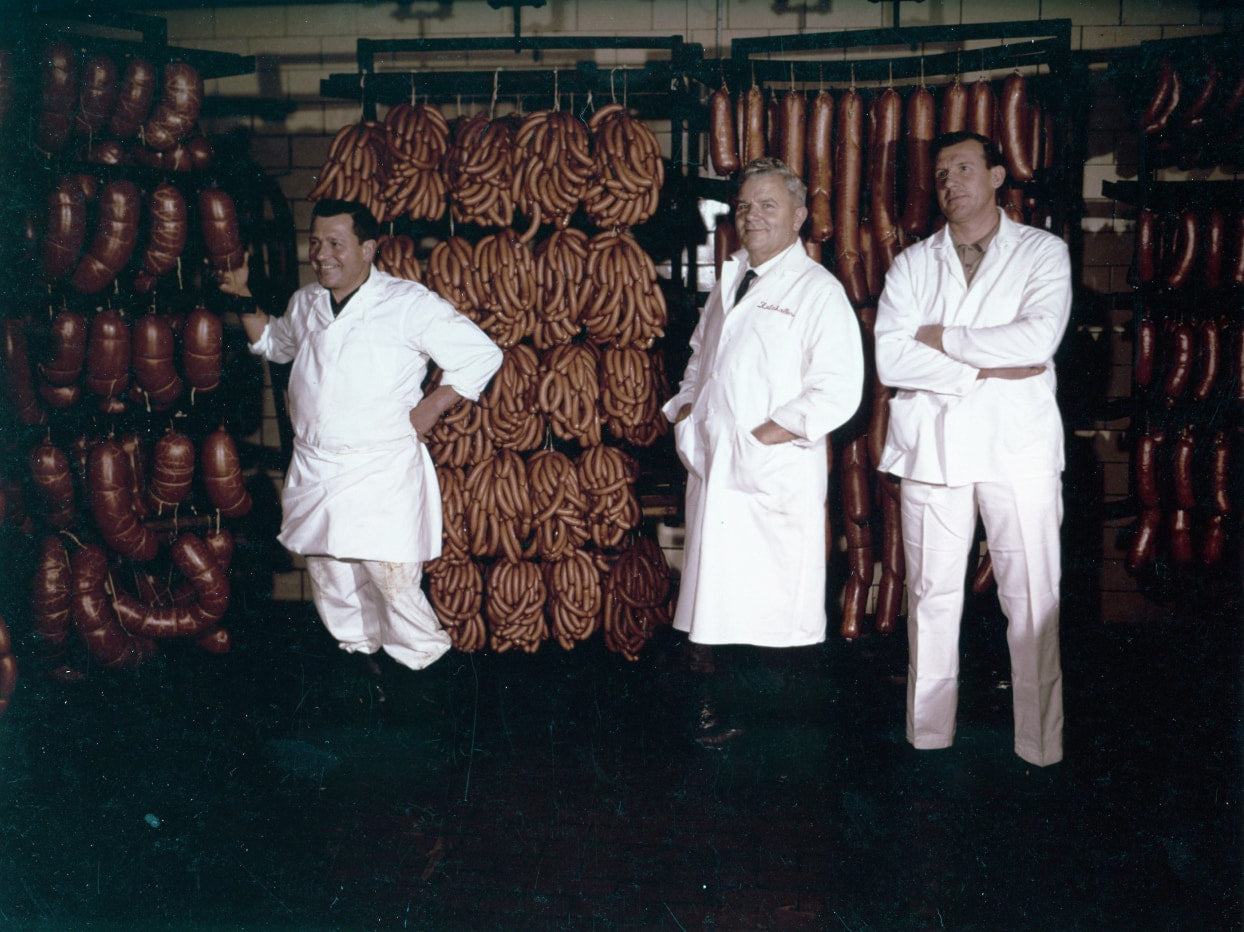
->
xmin=1013 ymin=759 xmax=1065 ymax=799
xmin=692 ymin=697 xmax=744 ymax=749
xmin=351 ymin=651 xmax=387 ymax=704
xmin=677 ymin=640 xmax=716 ymax=674
xmin=736 ymin=662 xmax=786 ymax=696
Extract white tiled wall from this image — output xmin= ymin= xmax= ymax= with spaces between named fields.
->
xmin=155 ymin=0 xmax=1237 ymax=618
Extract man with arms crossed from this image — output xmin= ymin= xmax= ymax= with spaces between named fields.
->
xmin=874 ymin=131 xmax=1071 ymax=768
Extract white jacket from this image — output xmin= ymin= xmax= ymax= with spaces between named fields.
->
xmin=250 ymin=269 xmax=502 ymax=562
xmin=663 ymin=242 xmax=864 ymax=646
xmin=874 ymin=209 xmax=1072 ymax=486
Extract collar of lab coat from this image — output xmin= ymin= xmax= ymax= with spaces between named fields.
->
xmin=929 ymin=206 xmax=1020 ymax=256
xmin=722 ymin=239 xmax=806 ymax=309
xmin=928 ymin=207 xmax=1020 ymax=285
xmin=313 ymin=268 xmax=380 ymax=322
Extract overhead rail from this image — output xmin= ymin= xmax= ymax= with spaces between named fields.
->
xmin=14 ymin=8 xmax=255 ymax=79
xmin=320 ymin=36 xmax=705 ymax=121
xmin=727 ymin=19 xmax=1072 ymax=86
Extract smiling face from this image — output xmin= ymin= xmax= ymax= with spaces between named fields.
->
xmin=934 ymin=139 xmax=1006 ymax=235
xmin=734 ymin=172 xmax=807 ymax=267
xmin=308 ymin=213 xmax=376 ymax=301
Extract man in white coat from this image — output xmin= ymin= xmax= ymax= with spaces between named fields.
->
xmin=220 ymin=199 xmax=502 ymax=678
xmin=664 ymin=158 xmax=865 ymax=745
xmin=874 ymin=131 xmax=1071 ymax=768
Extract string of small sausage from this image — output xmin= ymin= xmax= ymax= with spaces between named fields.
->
xmin=0 ymin=46 xmax=263 ymax=693
xmin=353 ymin=93 xmax=674 ymax=659
xmin=380 ymin=103 xmax=451 ymax=223
xmin=310 ymin=96 xmax=664 ymax=239
xmin=423 ymin=381 xmax=662 ymax=656
xmin=708 ymin=70 xmax=1054 ymax=638
xmin=603 ymin=535 xmax=672 ymax=662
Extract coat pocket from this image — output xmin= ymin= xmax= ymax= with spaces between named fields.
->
xmin=996 ymin=379 xmax=1061 ymax=456
xmin=884 ymin=391 xmax=921 ymax=457
xmin=1002 ymin=397 xmax=1063 ymax=455
xmin=728 ymin=430 xmax=803 ymax=507
xmin=673 ymin=416 xmax=703 ymax=479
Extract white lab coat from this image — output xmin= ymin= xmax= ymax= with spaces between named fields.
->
xmin=874 ymin=209 xmax=1072 ymax=484
xmin=662 ymin=242 xmax=865 ymax=647
xmin=250 ymin=269 xmax=503 ymax=564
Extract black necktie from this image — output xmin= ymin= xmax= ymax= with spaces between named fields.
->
xmin=734 ymin=269 xmax=757 ymax=305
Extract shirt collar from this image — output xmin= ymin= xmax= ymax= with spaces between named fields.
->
xmin=328 ymin=271 xmax=370 ymax=317
xmin=749 ymin=239 xmax=802 ymax=277
xmin=949 ymin=211 xmax=1001 ymax=253
xmin=934 ymin=207 xmax=1015 ymax=253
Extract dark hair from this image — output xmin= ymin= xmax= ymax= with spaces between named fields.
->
xmin=310 ymin=199 xmax=380 ymax=243
xmin=930 ymin=131 xmax=1004 ymax=171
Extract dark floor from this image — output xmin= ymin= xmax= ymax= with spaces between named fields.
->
xmin=0 ymin=560 xmax=1240 ymax=931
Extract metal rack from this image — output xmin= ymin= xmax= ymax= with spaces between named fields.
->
xmin=727 ymin=19 xmax=1072 ymax=86
xmin=320 ymin=36 xmax=703 ymax=122
xmin=719 ymin=20 xmax=1074 ymax=198
xmin=12 ymin=8 xmax=255 ymax=80
xmin=1098 ymin=29 xmax=1244 ymax=409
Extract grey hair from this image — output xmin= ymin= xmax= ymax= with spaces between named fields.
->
xmin=738 ymin=157 xmax=807 ymax=206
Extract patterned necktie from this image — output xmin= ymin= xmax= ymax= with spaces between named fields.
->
xmin=733 ymin=269 xmax=757 ymax=305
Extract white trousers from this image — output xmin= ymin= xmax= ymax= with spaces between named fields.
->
xmin=901 ymin=475 xmax=1064 ymax=767
xmin=304 ymin=556 xmax=451 ymax=671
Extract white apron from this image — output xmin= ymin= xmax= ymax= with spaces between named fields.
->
xmin=279 ymin=312 xmax=441 ymax=563
xmin=251 ymin=271 xmax=501 ymax=563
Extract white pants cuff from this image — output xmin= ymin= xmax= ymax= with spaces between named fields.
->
xmin=305 ymin=555 xmax=452 ymax=671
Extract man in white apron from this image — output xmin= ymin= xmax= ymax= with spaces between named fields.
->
xmin=874 ymin=132 xmax=1071 ymax=768
xmin=663 ymin=159 xmax=865 ymax=745
xmin=220 ymin=199 xmax=502 ymax=678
